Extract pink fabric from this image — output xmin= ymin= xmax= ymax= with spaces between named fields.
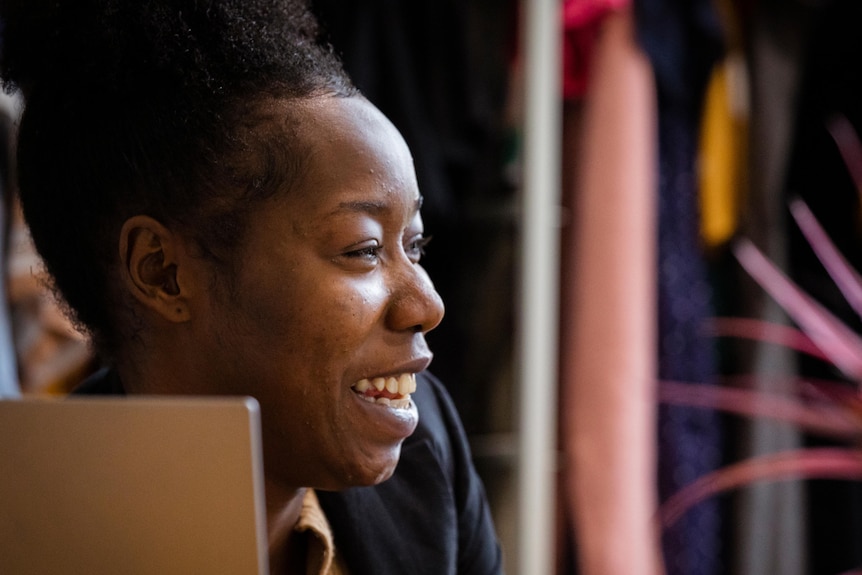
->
xmin=562 ymin=0 xmax=631 ymax=100
xmin=560 ymin=6 xmax=664 ymax=574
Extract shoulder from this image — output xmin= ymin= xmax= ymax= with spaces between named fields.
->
xmin=407 ymin=371 xmax=462 ymax=465
xmin=69 ymin=366 xmax=125 ymax=395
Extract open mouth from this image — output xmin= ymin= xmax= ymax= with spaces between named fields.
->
xmin=351 ymin=373 xmax=417 ymax=409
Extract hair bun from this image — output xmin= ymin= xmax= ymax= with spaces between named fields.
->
xmin=0 ymin=0 xmax=327 ymax=101
xmin=0 ymin=0 xmax=104 ymax=98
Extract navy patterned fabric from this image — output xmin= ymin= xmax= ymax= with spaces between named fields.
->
xmin=654 ymin=102 xmax=724 ymax=575
xmin=634 ymin=1 xmax=725 ymax=573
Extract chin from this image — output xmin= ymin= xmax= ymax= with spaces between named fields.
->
xmin=335 ymin=449 xmax=402 ymax=489
xmin=364 ymin=463 xmax=398 ymax=486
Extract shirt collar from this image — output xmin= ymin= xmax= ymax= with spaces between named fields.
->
xmin=294 ymin=489 xmax=347 ymax=575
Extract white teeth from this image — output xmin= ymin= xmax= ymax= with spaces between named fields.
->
xmin=354 ymin=378 xmax=371 ymax=392
xmin=398 ymin=373 xmax=415 ymax=395
xmin=352 ymin=373 xmax=417 ymax=410
xmin=358 ymin=393 xmax=411 ymax=409
xmin=385 ymin=377 xmax=399 ymax=394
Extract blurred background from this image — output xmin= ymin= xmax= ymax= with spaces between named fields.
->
xmin=4 ymin=1 xmax=862 ymax=574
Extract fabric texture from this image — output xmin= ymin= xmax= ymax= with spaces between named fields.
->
xmin=73 ymin=369 xmax=503 ymax=575
xmin=558 ymin=6 xmax=662 ymax=574
xmin=633 ymin=1 xmax=726 ymax=574
xmin=296 ymin=489 xmax=348 ymax=575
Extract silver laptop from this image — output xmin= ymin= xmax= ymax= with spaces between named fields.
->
xmin=0 ymin=395 xmax=269 ymax=575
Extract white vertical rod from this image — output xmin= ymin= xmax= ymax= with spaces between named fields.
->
xmin=516 ymin=0 xmax=561 ymax=574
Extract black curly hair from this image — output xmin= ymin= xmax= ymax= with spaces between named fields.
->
xmin=0 ymin=0 xmax=356 ymax=359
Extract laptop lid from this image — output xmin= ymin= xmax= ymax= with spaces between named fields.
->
xmin=0 ymin=395 xmax=269 ymax=575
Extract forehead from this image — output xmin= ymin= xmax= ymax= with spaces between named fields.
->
xmin=279 ymin=95 xmax=420 ymax=212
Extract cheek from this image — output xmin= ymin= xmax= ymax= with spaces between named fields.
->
xmin=307 ymin=292 xmax=383 ymax=354
xmin=341 ymin=289 xmax=384 ymax=320
xmin=280 ymin=282 xmax=388 ymax=360
xmin=329 ymin=278 xmax=389 ymax=323
xmin=232 ymin=262 xmax=391 ymax=362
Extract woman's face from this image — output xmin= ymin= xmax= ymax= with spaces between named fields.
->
xmin=191 ymin=95 xmax=444 ymax=491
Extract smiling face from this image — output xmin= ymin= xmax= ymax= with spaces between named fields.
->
xmin=186 ymin=95 xmax=445 ymax=491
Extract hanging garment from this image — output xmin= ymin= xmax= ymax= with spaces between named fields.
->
xmin=634 ymin=1 xmax=725 ymax=574
xmin=559 ymin=4 xmax=664 ymax=574
xmin=561 ymin=0 xmax=629 ymax=100
xmin=725 ymin=1 xmax=823 ymax=573
xmin=698 ymin=52 xmax=748 ymax=249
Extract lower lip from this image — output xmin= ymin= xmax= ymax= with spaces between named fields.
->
xmin=351 ymin=391 xmax=419 ymax=441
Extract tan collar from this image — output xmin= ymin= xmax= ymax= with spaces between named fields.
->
xmin=293 ymin=489 xmax=348 ymax=575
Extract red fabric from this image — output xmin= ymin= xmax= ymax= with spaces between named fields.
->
xmin=562 ymin=0 xmax=630 ymax=100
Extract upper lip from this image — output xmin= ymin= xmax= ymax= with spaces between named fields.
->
xmin=355 ymin=355 xmax=433 ymax=382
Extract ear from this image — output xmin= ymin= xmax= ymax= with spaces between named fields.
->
xmin=119 ymin=215 xmax=192 ymax=323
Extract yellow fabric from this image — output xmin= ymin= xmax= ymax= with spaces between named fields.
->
xmin=699 ymin=53 xmax=748 ymax=248
xmin=295 ymin=489 xmax=349 ymax=575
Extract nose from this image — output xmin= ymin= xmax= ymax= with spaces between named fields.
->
xmin=386 ymin=263 xmax=445 ymax=334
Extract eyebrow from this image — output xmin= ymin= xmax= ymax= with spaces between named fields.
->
xmin=331 ymin=195 xmax=424 ymax=215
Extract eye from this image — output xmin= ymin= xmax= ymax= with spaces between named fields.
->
xmin=343 ymin=241 xmax=382 ymax=263
xmin=405 ymin=235 xmax=432 ymax=263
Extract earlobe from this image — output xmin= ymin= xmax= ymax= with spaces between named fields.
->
xmin=119 ymin=216 xmax=191 ymax=322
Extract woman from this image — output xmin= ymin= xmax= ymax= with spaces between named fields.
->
xmin=0 ymin=0 xmax=502 ymax=573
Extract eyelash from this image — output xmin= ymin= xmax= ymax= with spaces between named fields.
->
xmin=347 ymin=245 xmax=382 ymax=260
xmin=406 ymin=235 xmax=432 ymax=261
xmin=346 ymin=236 xmax=432 ymax=263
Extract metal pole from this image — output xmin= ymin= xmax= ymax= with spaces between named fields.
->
xmin=516 ymin=0 xmax=561 ymax=573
